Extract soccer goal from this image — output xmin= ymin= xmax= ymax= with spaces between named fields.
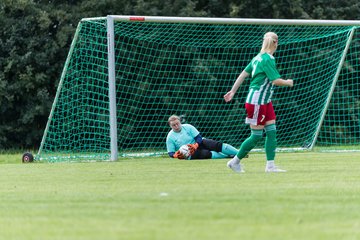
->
xmin=37 ymin=15 xmax=360 ymax=162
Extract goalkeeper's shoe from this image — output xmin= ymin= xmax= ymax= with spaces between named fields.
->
xmin=227 ymin=159 xmax=244 ymax=173
xmin=265 ymin=165 xmax=287 ymax=173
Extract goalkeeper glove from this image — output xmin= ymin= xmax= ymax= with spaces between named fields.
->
xmin=173 ymin=150 xmax=186 ymax=159
xmin=187 ymin=143 xmax=199 ymax=156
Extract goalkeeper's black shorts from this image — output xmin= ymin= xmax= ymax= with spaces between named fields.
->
xmin=190 ymin=139 xmax=222 ymax=159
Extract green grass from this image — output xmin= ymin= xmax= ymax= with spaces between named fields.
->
xmin=1 ymin=152 xmax=360 ymax=240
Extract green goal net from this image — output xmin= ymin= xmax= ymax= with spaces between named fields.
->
xmin=37 ymin=16 xmax=360 ymax=162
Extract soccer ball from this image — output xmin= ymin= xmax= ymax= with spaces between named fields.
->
xmin=179 ymin=145 xmax=190 ymax=158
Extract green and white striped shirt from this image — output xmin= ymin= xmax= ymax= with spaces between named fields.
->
xmin=244 ymin=52 xmax=281 ymax=105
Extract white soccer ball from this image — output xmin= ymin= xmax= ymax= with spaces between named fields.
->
xmin=179 ymin=145 xmax=190 ymax=158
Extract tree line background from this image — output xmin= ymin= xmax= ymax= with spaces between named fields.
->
xmin=1 ymin=0 xmax=360 ymax=149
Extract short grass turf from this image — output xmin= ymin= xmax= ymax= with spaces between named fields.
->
xmin=0 ymin=152 xmax=360 ymax=240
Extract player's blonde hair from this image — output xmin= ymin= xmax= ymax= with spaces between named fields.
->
xmin=260 ymin=32 xmax=278 ymax=53
xmin=168 ymin=115 xmax=180 ymax=124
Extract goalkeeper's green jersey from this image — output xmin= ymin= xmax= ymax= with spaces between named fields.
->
xmin=244 ymin=52 xmax=281 ymax=105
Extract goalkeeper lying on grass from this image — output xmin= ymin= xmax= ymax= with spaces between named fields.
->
xmin=166 ymin=115 xmax=243 ymax=160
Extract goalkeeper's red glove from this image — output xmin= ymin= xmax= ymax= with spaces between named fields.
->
xmin=187 ymin=143 xmax=199 ymax=156
xmin=173 ymin=150 xmax=186 ymax=159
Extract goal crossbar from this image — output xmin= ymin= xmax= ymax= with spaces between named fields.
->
xmin=103 ymin=15 xmax=360 ymax=26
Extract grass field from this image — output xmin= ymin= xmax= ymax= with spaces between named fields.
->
xmin=1 ymin=152 xmax=360 ymax=240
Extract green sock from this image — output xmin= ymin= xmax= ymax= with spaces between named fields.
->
xmin=265 ymin=124 xmax=277 ymax=161
xmin=221 ymin=143 xmax=238 ymax=156
xmin=236 ymin=129 xmax=263 ymax=159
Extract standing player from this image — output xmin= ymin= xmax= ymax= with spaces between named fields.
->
xmin=166 ymin=115 xmax=240 ymax=160
xmin=224 ymin=32 xmax=293 ymax=173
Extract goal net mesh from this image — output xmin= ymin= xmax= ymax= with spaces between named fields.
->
xmin=37 ymin=17 xmax=360 ymax=161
